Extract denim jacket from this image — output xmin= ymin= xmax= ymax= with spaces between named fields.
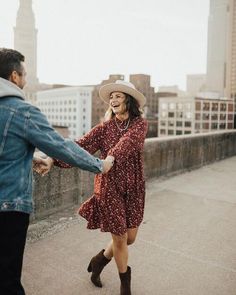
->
xmin=0 ymin=78 xmax=103 ymax=214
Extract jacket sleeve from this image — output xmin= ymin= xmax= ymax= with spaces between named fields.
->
xmin=107 ymin=119 xmax=148 ymax=165
xmin=25 ymin=105 xmax=103 ymax=174
xmin=54 ymin=124 xmax=104 ymax=168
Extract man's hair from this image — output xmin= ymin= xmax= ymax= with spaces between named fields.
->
xmin=0 ymin=48 xmax=25 ymax=80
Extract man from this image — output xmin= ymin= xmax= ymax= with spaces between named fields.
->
xmin=0 ymin=48 xmax=114 ymax=295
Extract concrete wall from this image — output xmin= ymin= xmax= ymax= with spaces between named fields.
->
xmin=33 ymin=131 xmax=236 ymax=220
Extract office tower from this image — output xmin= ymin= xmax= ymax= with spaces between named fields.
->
xmin=227 ymin=0 xmax=236 ymax=102
xmin=14 ymin=0 xmax=39 ymax=86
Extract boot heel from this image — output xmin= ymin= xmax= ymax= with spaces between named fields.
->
xmin=87 ymin=261 xmax=92 ymax=272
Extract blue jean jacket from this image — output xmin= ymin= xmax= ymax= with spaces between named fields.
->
xmin=0 ymin=78 xmax=103 ymax=214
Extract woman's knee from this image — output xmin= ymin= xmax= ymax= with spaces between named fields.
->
xmin=127 ymin=236 xmax=136 ymax=245
xmin=112 ymin=234 xmax=127 ymax=249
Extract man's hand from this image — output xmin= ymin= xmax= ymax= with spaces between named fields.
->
xmin=101 ymin=155 xmax=115 ymax=173
xmin=33 ymin=157 xmax=54 ymax=176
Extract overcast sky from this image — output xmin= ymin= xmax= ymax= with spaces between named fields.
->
xmin=0 ymin=0 xmax=210 ymax=90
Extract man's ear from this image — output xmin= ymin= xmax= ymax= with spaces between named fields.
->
xmin=9 ymin=71 xmax=18 ymax=85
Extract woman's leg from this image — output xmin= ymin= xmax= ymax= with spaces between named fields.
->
xmin=111 ymin=233 xmax=128 ymax=273
xmin=88 ymin=228 xmax=139 ymax=288
xmin=111 ymin=227 xmax=139 ymax=273
xmin=104 ymin=227 xmax=139 ymax=260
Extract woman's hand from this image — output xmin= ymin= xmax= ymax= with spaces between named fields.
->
xmin=33 ymin=157 xmax=54 ymax=176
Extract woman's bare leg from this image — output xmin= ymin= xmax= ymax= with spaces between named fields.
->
xmin=104 ymin=228 xmax=139 ymax=272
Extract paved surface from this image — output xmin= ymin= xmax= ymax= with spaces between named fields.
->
xmin=22 ymin=157 xmax=236 ymax=295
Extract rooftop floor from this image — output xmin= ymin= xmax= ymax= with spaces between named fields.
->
xmin=22 ymin=156 xmax=236 ymax=295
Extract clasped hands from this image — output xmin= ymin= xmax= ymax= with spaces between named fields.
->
xmin=33 ymin=155 xmax=115 ymax=176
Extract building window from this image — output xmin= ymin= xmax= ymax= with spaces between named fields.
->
xmin=228 ymin=104 xmax=233 ymax=112
xmin=220 ymin=114 xmax=226 ymax=120
xmin=195 ymin=102 xmax=201 ymax=111
xmin=176 ymin=130 xmax=182 ymax=135
xmin=161 ymin=111 xmax=167 ymax=118
xmin=195 ymin=123 xmax=200 ymax=130
xmin=202 ymin=123 xmax=209 ymax=129
xmin=195 ymin=113 xmax=201 ymax=120
xmin=177 ymin=112 xmax=183 ymax=118
xmin=185 ymin=121 xmax=191 ymax=127
xmin=177 ymin=103 xmax=183 ymax=110
xmin=185 ymin=103 xmax=191 ymax=110
xmin=168 ymin=112 xmax=174 ymax=118
xmin=212 ymin=103 xmax=218 ymax=111
xmin=168 ymin=121 xmax=174 ymax=127
xmin=211 ymin=114 xmax=218 ymax=120
xmin=211 ymin=123 xmax=218 ymax=129
xmin=220 ymin=103 xmax=226 ymax=111
xmin=203 ymin=102 xmax=210 ymax=111
xmin=168 ymin=130 xmax=174 ymax=135
xmin=161 ymin=103 xmax=167 ymax=110
xmin=228 ymin=114 xmax=233 ymax=120
xmin=169 ymin=103 xmax=175 ymax=110
xmin=202 ymin=113 xmax=209 ymax=120
xmin=160 ymin=129 xmax=166 ymax=135
xmin=185 ymin=112 xmax=192 ymax=119
xmin=176 ymin=121 xmax=182 ymax=127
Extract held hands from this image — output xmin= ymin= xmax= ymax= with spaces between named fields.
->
xmin=101 ymin=155 xmax=115 ymax=173
xmin=33 ymin=155 xmax=114 ymax=175
xmin=33 ymin=157 xmax=54 ymax=176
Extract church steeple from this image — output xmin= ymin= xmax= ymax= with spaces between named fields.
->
xmin=14 ymin=0 xmax=39 ymax=86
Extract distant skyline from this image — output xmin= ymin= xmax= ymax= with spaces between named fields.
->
xmin=0 ymin=0 xmax=210 ymax=90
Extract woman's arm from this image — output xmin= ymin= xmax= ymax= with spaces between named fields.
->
xmin=54 ymin=123 xmax=104 ymax=168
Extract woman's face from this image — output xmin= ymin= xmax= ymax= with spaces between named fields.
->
xmin=109 ymin=91 xmax=127 ymax=115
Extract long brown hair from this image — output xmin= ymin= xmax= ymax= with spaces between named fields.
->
xmin=104 ymin=93 xmax=143 ymax=121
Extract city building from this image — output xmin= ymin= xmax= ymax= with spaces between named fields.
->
xmin=205 ymin=0 xmax=236 ymax=124
xmin=227 ymin=0 xmax=236 ymax=102
xmin=129 ymin=74 xmax=160 ymax=137
xmin=158 ymin=85 xmax=186 ymax=97
xmin=186 ymin=74 xmax=206 ymax=96
xmin=158 ymin=96 xmax=234 ymax=137
xmin=36 ymin=86 xmax=93 ymax=140
xmin=206 ymin=0 xmax=231 ymax=97
xmin=14 ymin=0 xmax=40 ymax=103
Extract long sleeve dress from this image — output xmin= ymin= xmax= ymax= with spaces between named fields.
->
xmin=54 ymin=116 xmax=148 ymax=236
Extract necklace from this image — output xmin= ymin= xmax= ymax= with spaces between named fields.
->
xmin=115 ymin=117 xmax=130 ymax=131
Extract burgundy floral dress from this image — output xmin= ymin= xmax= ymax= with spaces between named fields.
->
xmin=54 ymin=116 xmax=148 ymax=236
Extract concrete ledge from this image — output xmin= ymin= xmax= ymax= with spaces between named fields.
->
xmin=33 ymin=131 xmax=236 ymax=220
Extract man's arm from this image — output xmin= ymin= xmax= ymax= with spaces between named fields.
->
xmin=26 ymin=105 xmax=111 ymax=174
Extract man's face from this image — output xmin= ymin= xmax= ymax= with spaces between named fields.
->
xmin=9 ymin=61 xmax=27 ymax=89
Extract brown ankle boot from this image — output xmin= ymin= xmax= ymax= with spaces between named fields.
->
xmin=119 ymin=266 xmax=131 ymax=295
xmin=87 ymin=249 xmax=111 ymax=287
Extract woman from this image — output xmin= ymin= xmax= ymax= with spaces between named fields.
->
xmin=39 ymin=80 xmax=148 ymax=295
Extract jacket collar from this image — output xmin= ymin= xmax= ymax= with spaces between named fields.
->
xmin=0 ymin=77 xmax=26 ymax=100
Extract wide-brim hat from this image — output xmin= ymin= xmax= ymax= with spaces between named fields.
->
xmin=99 ymin=80 xmax=146 ymax=108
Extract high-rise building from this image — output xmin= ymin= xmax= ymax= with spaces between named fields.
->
xmin=187 ymin=74 xmax=206 ymax=96
xmin=14 ymin=0 xmax=39 ymax=100
xmin=227 ymin=0 xmax=236 ymax=102
xmin=207 ymin=0 xmax=236 ymax=108
xmin=206 ymin=0 xmax=230 ymax=96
